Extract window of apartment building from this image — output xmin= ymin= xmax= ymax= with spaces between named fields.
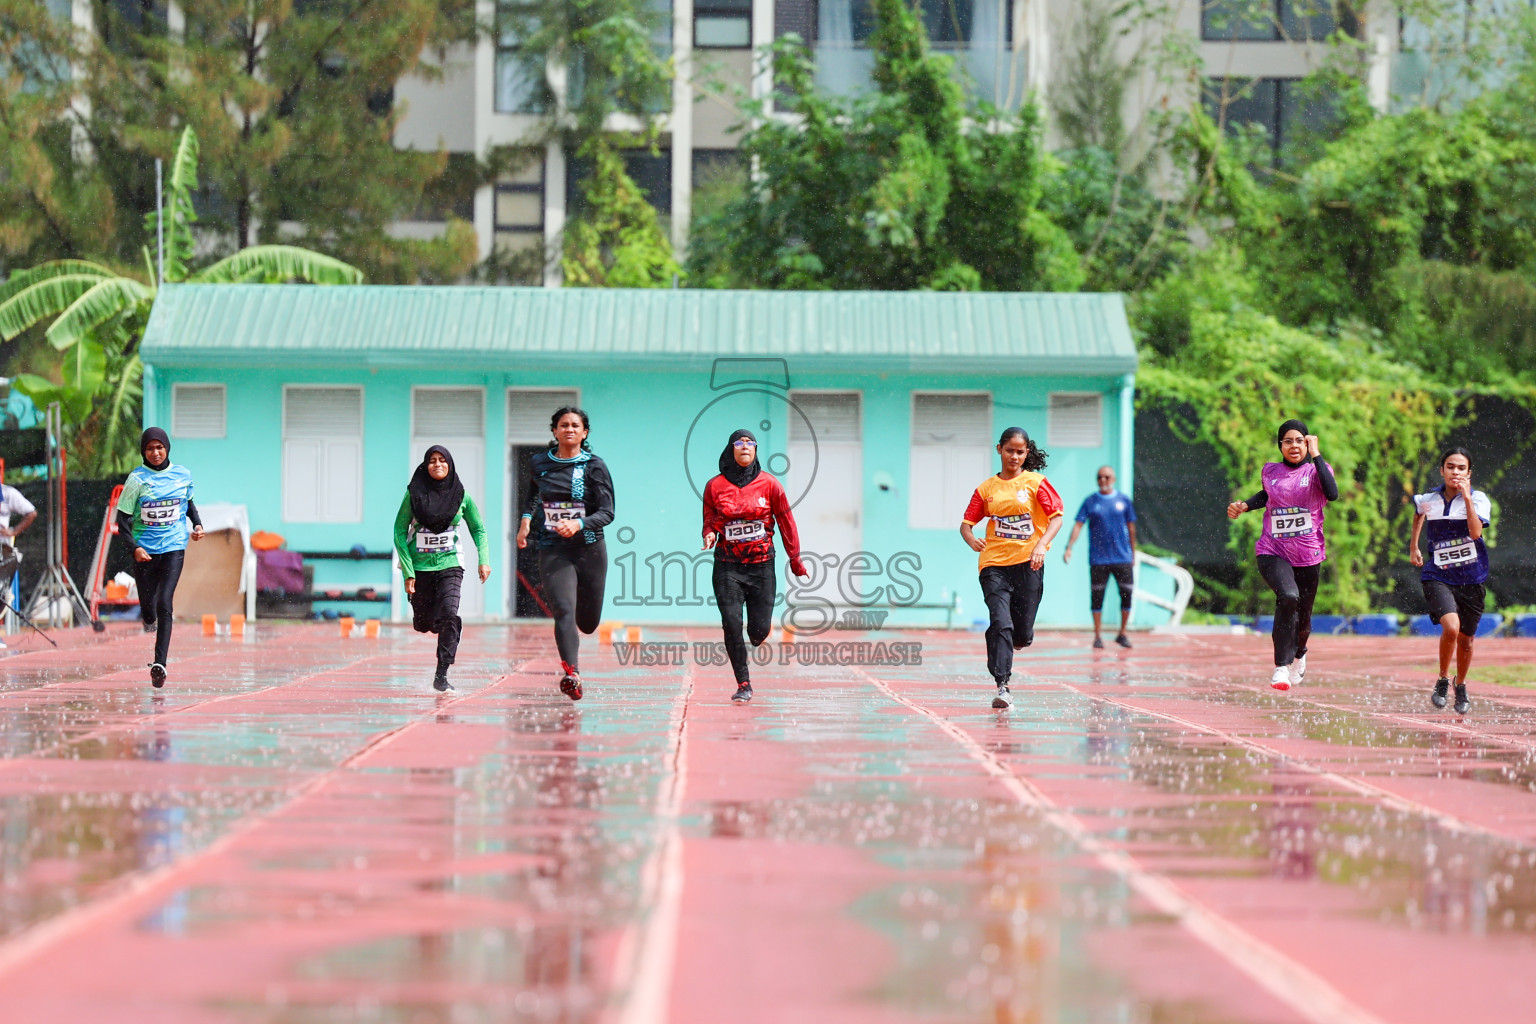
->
xmin=282 ymin=387 xmax=363 ymax=523
xmin=495 ymin=2 xmax=550 ymax=114
xmin=566 ymin=149 xmax=672 ymax=219
xmin=1203 ymin=77 xmax=1337 ymax=162
xmin=412 ymin=153 xmax=478 ymax=222
xmin=693 ymin=149 xmax=743 ymax=196
xmin=1201 ymin=1 xmax=1356 ymax=42
xmin=494 ymin=160 xmax=543 ymax=257
xmin=96 ymin=0 xmax=167 ymax=53
xmin=696 ymin=0 xmax=752 ymax=47
xmin=909 ymin=393 xmax=993 ymax=530
xmin=827 ymin=0 xmax=1011 ymax=47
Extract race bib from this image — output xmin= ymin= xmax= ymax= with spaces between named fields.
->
xmin=140 ymin=498 xmax=180 ymax=525
xmin=415 ymin=529 xmax=457 ymax=554
xmin=1432 ymin=537 xmax=1477 ymax=569
xmin=1268 ymin=506 xmax=1314 ymax=538
xmin=723 ymin=519 xmax=767 ymax=543
xmin=994 ymin=514 xmax=1034 ymax=540
xmin=543 ymin=501 xmax=585 ymax=529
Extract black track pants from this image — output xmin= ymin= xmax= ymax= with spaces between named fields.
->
xmin=411 ymin=567 xmax=464 ymax=671
xmin=713 ymin=559 xmax=776 ymax=684
xmin=539 ymin=540 xmax=608 ymax=670
xmin=1257 ymin=555 xmax=1319 ymax=668
xmin=979 ymin=561 xmax=1045 ymax=685
xmin=135 ymin=548 xmax=185 ymax=667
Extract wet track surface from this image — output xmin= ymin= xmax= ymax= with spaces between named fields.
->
xmin=2 ymin=623 xmax=1536 ymax=1022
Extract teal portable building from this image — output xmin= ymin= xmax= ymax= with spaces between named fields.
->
xmin=140 ymin=285 xmax=1138 ymax=628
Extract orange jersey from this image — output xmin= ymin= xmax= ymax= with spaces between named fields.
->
xmin=962 ymin=472 xmax=1064 ymax=569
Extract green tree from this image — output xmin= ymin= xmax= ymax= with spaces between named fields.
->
xmin=687 ymin=0 xmax=1080 ymax=291
xmin=0 ymin=0 xmax=118 ymax=268
xmin=499 ymin=0 xmax=678 ymax=284
xmin=0 ymin=127 xmax=362 ymax=475
xmin=93 ymin=0 xmax=479 ymax=282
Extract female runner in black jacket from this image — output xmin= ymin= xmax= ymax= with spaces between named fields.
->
xmin=516 ymin=407 xmax=615 ymax=700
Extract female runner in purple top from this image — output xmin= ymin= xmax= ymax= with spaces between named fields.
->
xmin=1226 ymin=420 xmax=1339 ymax=690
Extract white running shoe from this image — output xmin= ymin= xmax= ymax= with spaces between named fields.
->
xmin=1270 ymin=666 xmax=1291 ymax=691
xmin=992 ymin=684 xmax=1012 ymax=709
xmin=1288 ymin=655 xmax=1307 ymax=686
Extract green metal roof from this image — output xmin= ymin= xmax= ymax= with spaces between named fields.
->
xmin=141 ymin=284 xmax=1138 ymax=374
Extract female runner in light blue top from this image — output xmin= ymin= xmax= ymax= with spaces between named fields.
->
xmin=116 ymin=427 xmax=203 ymax=687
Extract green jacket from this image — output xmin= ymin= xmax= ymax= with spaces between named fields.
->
xmin=393 ymin=492 xmax=490 ymax=577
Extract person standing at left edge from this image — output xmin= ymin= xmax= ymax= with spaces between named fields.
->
xmin=394 ymin=445 xmax=491 ymax=693
xmin=960 ymin=427 xmax=1064 ymax=709
xmin=117 ymin=427 xmax=202 ymax=688
xmin=1062 ymin=465 xmax=1138 ymax=649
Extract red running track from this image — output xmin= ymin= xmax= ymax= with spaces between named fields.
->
xmin=0 ymin=622 xmax=1535 ymax=1022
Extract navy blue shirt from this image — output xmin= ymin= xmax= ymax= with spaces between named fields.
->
xmin=1075 ymin=490 xmax=1137 ymax=565
xmin=1414 ymin=486 xmax=1490 ymax=587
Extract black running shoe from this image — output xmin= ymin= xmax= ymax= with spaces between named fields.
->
xmin=433 ymin=670 xmax=454 ymax=693
xmin=1453 ymin=683 xmax=1469 ymax=716
xmin=1431 ymin=677 xmax=1450 ymax=709
xmin=1092 ymin=636 xmax=1105 ymax=649
xmin=560 ymin=673 xmax=584 ymax=701
xmin=149 ymin=662 xmax=166 ymax=688
xmin=992 ymin=684 xmax=1012 ymax=709
xmin=731 ymin=683 xmax=753 ymax=703
xmin=142 ymin=621 xmax=158 ymax=634
xmin=1115 ymin=634 xmax=1133 ymax=649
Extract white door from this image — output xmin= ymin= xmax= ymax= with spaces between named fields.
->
xmin=785 ymin=392 xmax=862 ymax=607
xmin=413 ymin=389 xmax=487 ymax=620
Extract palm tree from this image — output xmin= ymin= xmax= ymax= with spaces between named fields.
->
xmin=0 ymin=126 xmax=363 ymax=473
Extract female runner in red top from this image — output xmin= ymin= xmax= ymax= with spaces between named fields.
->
xmin=702 ymin=429 xmax=808 ymax=703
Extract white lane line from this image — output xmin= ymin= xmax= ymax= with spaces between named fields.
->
xmin=1056 ymin=680 xmax=1532 ymax=848
xmin=610 ymin=662 xmax=693 ymax=1024
xmin=0 ymin=670 xmax=518 ymax=979
xmin=859 ymin=669 xmax=1389 ymax=1024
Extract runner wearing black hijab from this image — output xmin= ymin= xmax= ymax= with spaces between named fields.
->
xmin=393 ymin=445 xmax=491 ymax=692
xmin=702 ymin=428 xmax=807 ymax=702
xmin=116 ymin=427 xmax=203 ymax=687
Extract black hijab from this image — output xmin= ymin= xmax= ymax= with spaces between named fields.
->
xmin=408 ymin=445 xmax=465 ymax=534
xmin=1277 ymin=419 xmax=1308 ymax=447
xmin=140 ymin=427 xmax=170 ymax=471
xmin=719 ymin=429 xmax=761 ymax=488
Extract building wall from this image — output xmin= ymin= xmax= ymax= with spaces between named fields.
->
xmin=148 ymin=361 xmax=1135 ymax=630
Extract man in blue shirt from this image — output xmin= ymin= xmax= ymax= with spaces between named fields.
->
xmin=1062 ymin=466 xmax=1138 ymax=649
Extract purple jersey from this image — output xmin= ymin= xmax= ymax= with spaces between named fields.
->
xmin=1254 ymin=460 xmax=1330 ymax=566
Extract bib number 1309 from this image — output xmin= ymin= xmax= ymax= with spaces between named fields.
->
xmin=1268 ymin=506 xmax=1314 ymax=538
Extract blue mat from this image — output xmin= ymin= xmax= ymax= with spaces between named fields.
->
xmin=1352 ymin=614 xmax=1400 ymax=636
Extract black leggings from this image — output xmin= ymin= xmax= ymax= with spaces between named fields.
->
xmin=713 ymin=559 xmax=776 ymax=684
xmin=135 ymin=548 xmax=185 ymax=666
xmin=539 ymin=540 xmax=608 ymax=671
xmin=411 ymin=567 xmax=464 ymax=671
xmin=1257 ymin=555 xmax=1319 ymax=668
xmin=979 ymin=562 xmax=1045 ymax=684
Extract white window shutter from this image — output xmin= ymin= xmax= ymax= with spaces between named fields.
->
xmin=414 ymin=388 xmax=484 ymax=438
xmin=913 ymin=394 xmax=991 ymax=446
xmin=172 ymin=384 xmax=226 ymax=439
xmin=1048 ymin=394 xmax=1103 ymax=448
xmin=284 ymin=387 xmax=363 ymax=523
xmin=282 ymin=438 xmax=323 ymax=521
xmin=508 ymin=389 xmax=579 ymax=441
xmin=789 ymin=392 xmax=861 ymax=443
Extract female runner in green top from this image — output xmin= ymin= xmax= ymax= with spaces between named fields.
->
xmin=393 ymin=446 xmax=490 ymax=692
